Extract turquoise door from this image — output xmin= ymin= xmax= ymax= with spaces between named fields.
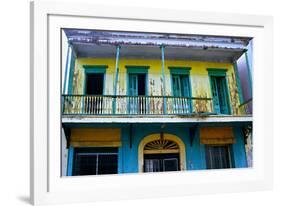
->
xmin=172 ymin=75 xmax=181 ymax=96
xmin=128 ymin=74 xmax=138 ymax=113
xmin=172 ymin=75 xmax=191 ymax=113
xmin=210 ymin=77 xmax=229 ymax=114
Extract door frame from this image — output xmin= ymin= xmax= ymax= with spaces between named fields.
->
xmin=138 ymin=133 xmax=186 ymax=172
xmin=207 ymin=68 xmax=232 ymax=115
xmin=125 ymin=66 xmax=149 ymax=96
xmin=83 ymin=65 xmax=108 ymax=95
xmin=169 ymin=67 xmax=192 ymax=113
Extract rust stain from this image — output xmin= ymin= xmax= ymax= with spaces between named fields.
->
xmin=228 ymin=72 xmax=241 ymax=115
xmin=193 ymin=93 xmax=209 ymax=113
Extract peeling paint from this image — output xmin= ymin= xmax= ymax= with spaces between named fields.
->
xmin=69 ymin=58 xmax=248 ymax=115
xmin=228 ymin=72 xmax=241 ymax=115
xmin=64 ymin=29 xmax=251 ymax=50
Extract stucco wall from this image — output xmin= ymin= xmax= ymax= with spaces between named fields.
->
xmin=66 ymin=123 xmax=248 ymax=175
xmin=69 ymin=58 xmax=242 ymax=115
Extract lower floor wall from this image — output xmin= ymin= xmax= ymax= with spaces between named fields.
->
xmin=62 ymin=123 xmax=251 ymax=176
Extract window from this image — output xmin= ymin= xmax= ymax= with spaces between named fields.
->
xmin=205 ymin=145 xmax=232 ymax=169
xmin=72 ymin=147 xmax=118 ymax=176
xmin=144 ymin=153 xmax=179 ymax=172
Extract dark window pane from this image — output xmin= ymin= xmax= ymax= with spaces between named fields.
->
xmin=72 ymin=148 xmax=118 ymax=176
xmin=98 ymin=154 xmax=118 ymax=175
xmin=144 ymin=153 xmax=179 ymax=172
xmin=73 ymin=154 xmax=97 ymax=176
xmin=163 ymin=158 xmax=179 ymax=171
xmin=86 ymin=73 xmax=104 ymax=95
xmin=205 ymin=145 xmax=231 ymax=169
xmin=144 ymin=159 xmax=160 ymax=172
xmin=137 ymin=74 xmax=146 ymax=95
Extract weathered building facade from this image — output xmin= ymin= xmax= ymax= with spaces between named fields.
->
xmin=61 ymin=29 xmax=252 ymax=176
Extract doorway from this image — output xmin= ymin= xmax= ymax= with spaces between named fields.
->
xmin=86 ymin=73 xmax=104 ymax=95
xmin=128 ymin=73 xmax=147 ymax=114
xmin=144 ymin=153 xmax=179 ymax=172
xmin=138 ymin=134 xmax=186 ymax=172
xmin=85 ymin=73 xmax=104 ymax=114
xmin=210 ymin=76 xmax=230 ymax=114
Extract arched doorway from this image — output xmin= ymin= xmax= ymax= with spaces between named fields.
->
xmin=138 ymin=133 xmax=186 ymax=172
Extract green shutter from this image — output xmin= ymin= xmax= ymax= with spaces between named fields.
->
xmin=181 ymin=76 xmax=190 ymax=97
xmin=210 ymin=77 xmax=230 ymax=115
xmin=172 ymin=75 xmax=181 ymax=96
xmin=210 ymin=77 xmax=221 ymax=114
xmin=218 ymin=78 xmax=229 ymax=114
xmin=128 ymin=74 xmax=138 ymax=114
xmin=129 ymin=74 xmax=138 ymax=96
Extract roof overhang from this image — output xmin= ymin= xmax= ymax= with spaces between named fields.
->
xmin=64 ymin=29 xmax=252 ymax=63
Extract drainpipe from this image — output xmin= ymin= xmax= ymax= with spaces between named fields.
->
xmin=161 ymin=45 xmax=167 ymax=114
xmin=63 ymin=43 xmax=70 ymax=95
xmin=113 ymin=45 xmax=120 ymax=114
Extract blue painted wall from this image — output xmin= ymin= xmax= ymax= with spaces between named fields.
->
xmin=232 ymin=126 xmax=248 ymax=168
xmin=66 ymin=123 xmax=248 ymax=175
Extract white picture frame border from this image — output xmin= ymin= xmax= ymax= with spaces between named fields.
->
xmin=30 ymin=0 xmax=273 ymax=205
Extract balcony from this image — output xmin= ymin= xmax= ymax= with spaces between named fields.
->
xmin=239 ymin=98 xmax=252 ymax=115
xmin=62 ymin=95 xmax=214 ymax=116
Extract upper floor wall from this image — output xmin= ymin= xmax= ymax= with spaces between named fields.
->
xmin=66 ymin=57 xmax=244 ymax=115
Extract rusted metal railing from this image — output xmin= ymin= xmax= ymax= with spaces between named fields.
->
xmin=62 ymin=95 xmax=213 ymax=115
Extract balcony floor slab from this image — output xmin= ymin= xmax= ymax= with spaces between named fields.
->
xmin=62 ymin=115 xmax=252 ymax=124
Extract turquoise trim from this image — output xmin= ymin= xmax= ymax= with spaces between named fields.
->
xmin=63 ymin=45 xmax=70 ymax=94
xmin=233 ymin=62 xmax=244 ymax=104
xmin=207 ymin=68 xmax=228 ymax=76
xmin=168 ymin=67 xmax=191 ymax=75
xmin=83 ymin=65 xmax=108 ymax=73
xmin=67 ymin=48 xmax=76 ymax=94
xmin=245 ymin=52 xmax=253 ymax=97
xmin=125 ymin=66 xmax=149 ymax=74
xmin=161 ymin=46 xmax=167 ymax=113
xmin=114 ymin=46 xmax=120 ymax=96
xmin=113 ymin=46 xmax=120 ymax=113
xmin=67 ymin=146 xmax=74 ymax=176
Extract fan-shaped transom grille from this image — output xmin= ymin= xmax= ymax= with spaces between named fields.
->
xmin=144 ymin=140 xmax=179 ymax=151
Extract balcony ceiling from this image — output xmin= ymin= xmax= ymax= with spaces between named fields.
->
xmin=72 ymin=43 xmax=245 ymax=63
xmin=64 ymin=29 xmax=252 ymax=63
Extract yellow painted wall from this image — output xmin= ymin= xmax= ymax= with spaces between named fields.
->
xmin=71 ymin=58 xmax=242 ymax=115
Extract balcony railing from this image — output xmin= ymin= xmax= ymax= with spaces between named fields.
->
xmin=239 ymin=98 xmax=252 ymax=115
xmin=62 ymin=95 xmax=214 ymax=116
